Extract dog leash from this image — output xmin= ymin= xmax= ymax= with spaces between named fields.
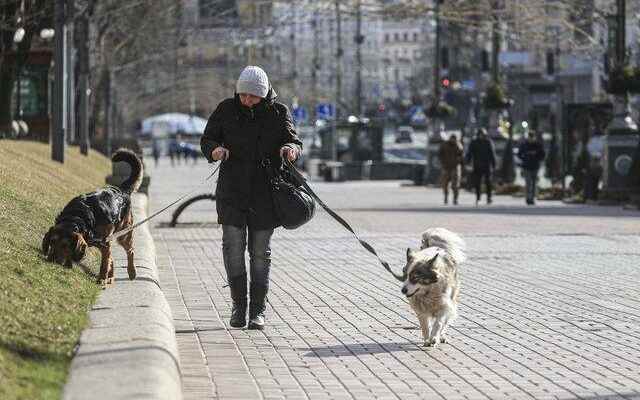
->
xmin=283 ymin=159 xmax=405 ymax=282
xmin=104 ymin=161 xmax=222 ymax=244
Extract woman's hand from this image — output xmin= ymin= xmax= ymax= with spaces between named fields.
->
xmin=211 ymin=146 xmax=229 ymax=161
xmin=280 ymin=145 xmax=299 ymax=162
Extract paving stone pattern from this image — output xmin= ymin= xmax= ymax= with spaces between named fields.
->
xmin=150 ymin=160 xmax=640 ymax=400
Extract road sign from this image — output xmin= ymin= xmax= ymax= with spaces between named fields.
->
xmin=316 ymin=103 xmax=334 ymax=120
xmin=292 ymin=106 xmax=307 ymax=124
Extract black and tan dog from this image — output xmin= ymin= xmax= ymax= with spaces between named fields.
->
xmin=42 ymin=148 xmax=143 ymax=286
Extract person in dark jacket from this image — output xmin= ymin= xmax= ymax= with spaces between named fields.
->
xmin=465 ymin=128 xmax=497 ymax=205
xmin=517 ymin=130 xmax=546 ymax=205
xmin=200 ymin=66 xmax=302 ymax=330
xmin=438 ymin=135 xmax=464 ymax=205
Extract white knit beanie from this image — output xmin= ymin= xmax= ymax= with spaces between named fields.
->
xmin=236 ymin=66 xmax=269 ymax=98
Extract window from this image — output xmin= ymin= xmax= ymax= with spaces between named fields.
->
xmin=403 ymin=32 xmax=408 ymax=41
xmin=258 ymin=3 xmax=271 ymax=26
xmin=385 ymin=33 xmax=390 ymax=43
xmin=413 ymin=32 xmax=418 ymax=41
xmin=199 ymin=0 xmax=237 ymax=27
xmin=10 ymin=64 xmax=49 ymax=118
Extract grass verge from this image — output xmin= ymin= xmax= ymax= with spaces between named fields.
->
xmin=0 ymin=141 xmax=110 ymax=400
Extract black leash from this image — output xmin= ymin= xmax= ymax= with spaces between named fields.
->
xmin=284 ymin=159 xmax=405 ymax=282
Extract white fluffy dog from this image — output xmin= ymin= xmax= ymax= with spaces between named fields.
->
xmin=401 ymin=228 xmax=466 ymax=347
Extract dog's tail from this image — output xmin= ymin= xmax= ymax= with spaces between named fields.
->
xmin=421 ymin=227 xmax=466 ymax=265
xmin=112 ymin=148 xmax=144 ymax=194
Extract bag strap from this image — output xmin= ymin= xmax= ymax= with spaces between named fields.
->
xmin=283 ymin=159 xmax=405 ymax=282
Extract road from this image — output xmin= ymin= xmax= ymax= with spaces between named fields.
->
xmin=148 ymin=157 xmax=640 ymax=400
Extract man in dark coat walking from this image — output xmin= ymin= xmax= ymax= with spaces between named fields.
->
xmin=517 ymin=130 xmax=546 ymax=205
xmin=201 ymin=66 xmax=302 ymax=330
xmin=465 ymin=128 xmax=497 ymax=205
xmin=438 ymin=134 xmax=464 ymax=205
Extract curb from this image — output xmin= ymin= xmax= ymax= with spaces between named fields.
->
xmin=63 ymin=193 xmax=182 ymax=400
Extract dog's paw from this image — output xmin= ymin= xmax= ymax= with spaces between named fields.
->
xmin=440 ymin=336 xmax=447 ymax=344
xmin=127 ymin=265 xmax=137 ymax=280
xmin=107 ymin=277 xmax=115 ymax=285
xmin=423 ymin=338 xmax=439 ymax=348
xmin=97 ymin=279 xmax=107 ymax=289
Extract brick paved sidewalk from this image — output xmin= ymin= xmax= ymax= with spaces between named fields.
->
xmin=149 ymin=160 xmax=640 ymax=400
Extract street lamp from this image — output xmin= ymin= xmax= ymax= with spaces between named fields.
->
xmin=13 ymin=27 xmax=25 ymax=44
xmin=40 ymin=29 xmax=55 ymax=40
xmin=602 ymin=0 xmax=640 ymax=198
xmin=13 ymin=23 xmax=25 ymax=123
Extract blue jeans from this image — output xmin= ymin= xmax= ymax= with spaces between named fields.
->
xmin=222 ymin=225 xmax=273 ymax=287
xmin=523 ymin=169 xmax=539 ymax=203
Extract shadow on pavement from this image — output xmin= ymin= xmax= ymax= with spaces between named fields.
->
xmin=558 ymin=393 xmax=640 ymax=400
xmin=337 ymin=205 xmax=640 ymax=218
xmin=300 ymin=342 xmax=423 ymax=357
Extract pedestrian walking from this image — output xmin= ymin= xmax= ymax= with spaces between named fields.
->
xmin=438 ymin=134 xmax=463 ymax=205
xmin=200 ymin=66 xmax=302 ymax=330
xmin=517 ymin=130 xmax=546 ymax=205
xmin=151 ymin=139 xmax=161 ymax=167
xmin=465 ymin=128 xmax=497 ymax=205
xmin=168 ymin=136 xmax=179 ymax=166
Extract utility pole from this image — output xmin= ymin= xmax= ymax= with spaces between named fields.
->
xmin=103 ymin=68 xmax=111 ymax=157
xmin=335 ymin=0 xmax=342 ymax=116
xmin=189 ymin=33 xmax=196 ymax=116
xmin=487 ymin=0 xmax=501 ymax=138
xmin=14 ymin=0 xmax=25 ymax=122
xmin=333 ymin=0 xmax=343 ymax=161
xmin=615 ymin=0 xmax=625 ymax=67
xmin=66 ymin=0 xmax=76 ymax=146
xmin=432 ymin=0 xmax=441 ymax=102
xmin=52 ymin=0 xmax=66 ymax=163
xmin=311 ymin=5 xmax=319 ymax=121
xmin=76 ymin=1 xmax=91 ymax=155
xmin=291 ymin=1 xmax=297 ymax=88
xmin=355 ymin=0 xmax=363 ymax=116
xmin=491 ymin=10 xmax=500 ymax=83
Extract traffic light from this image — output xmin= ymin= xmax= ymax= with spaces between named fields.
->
xmin=441 ymin=77 xmax=451 ymax=88
xmin=481 ymin=50 xmax=489 ymax=72
xmin=441 ymin=46 xmax=449 ymax=69
xmin=546 ymin=51 xmax=555 ymax=75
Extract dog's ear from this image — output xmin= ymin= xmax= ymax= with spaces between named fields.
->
xmin=42 ymin=228 xmax=54 ymax=259
xmin=71 ymin=233 xmax=88 ymax=262
xmin=406 ymin=248 xmax=415 ymax=263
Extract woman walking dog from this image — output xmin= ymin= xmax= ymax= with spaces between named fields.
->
xmin=201 ymin=66 xmax=302 ymax=330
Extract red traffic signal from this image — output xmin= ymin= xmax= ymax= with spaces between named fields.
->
xmin=441 ymin=78 xmax=450 ymax=88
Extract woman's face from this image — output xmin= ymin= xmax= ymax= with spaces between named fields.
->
xmin=239 ymin=93 xmax=262 ymax=108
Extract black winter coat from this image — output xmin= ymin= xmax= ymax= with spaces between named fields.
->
xmin=200 ymin=88 xmax=302 ymax=230
xmin=517 ymin=140 xmax=546 ymax=171
xmin=465 ymin=137 xmax=497 ymax=172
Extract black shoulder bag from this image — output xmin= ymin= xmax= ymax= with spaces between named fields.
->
xmin=259 ymin=143 xmax=316 ymax=230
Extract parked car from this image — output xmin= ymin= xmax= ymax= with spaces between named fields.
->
xmin=395 ymin=126 xmax=414 ymax=144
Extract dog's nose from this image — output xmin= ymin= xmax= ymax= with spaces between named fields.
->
xmin=401 ymin=286 xmax=408 ymax=294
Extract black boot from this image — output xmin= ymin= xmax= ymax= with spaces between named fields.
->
xmin=228 ymin=274 xmax=247 ymax=328
xmin=248 ymin=282 xmax=268 ymax=330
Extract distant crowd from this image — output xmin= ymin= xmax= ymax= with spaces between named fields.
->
xmin=150 ymin=137 xmax=202 ymax=167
